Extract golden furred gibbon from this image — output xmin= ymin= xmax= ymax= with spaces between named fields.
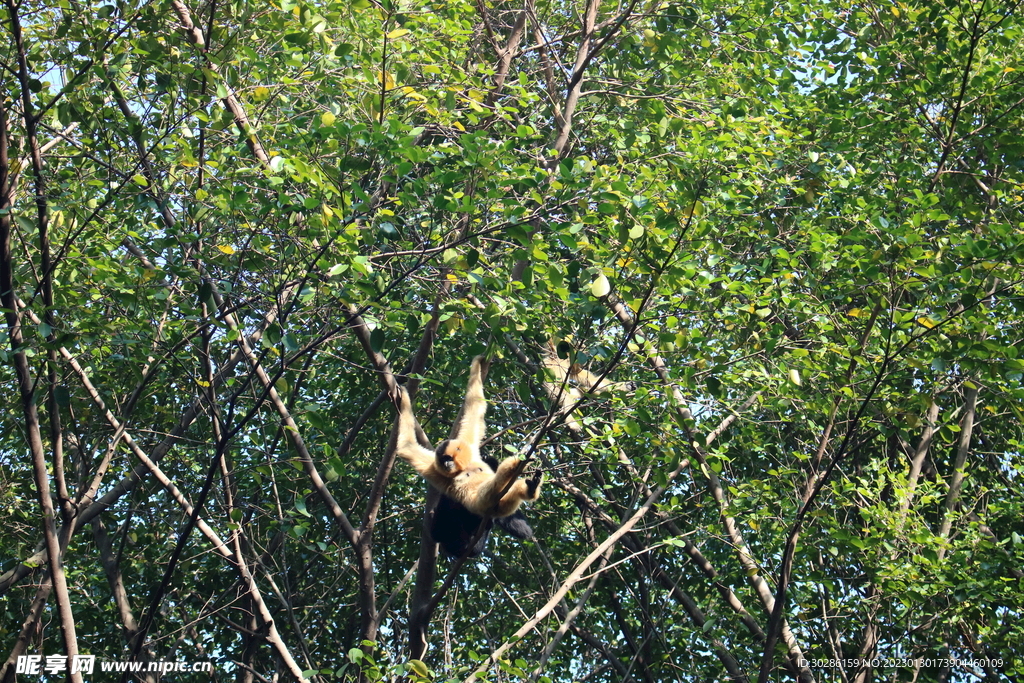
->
xmin=541 ymin=338 xmax=634 ymax=432
xmin=391 ymin=356 xmax=542 ymax=520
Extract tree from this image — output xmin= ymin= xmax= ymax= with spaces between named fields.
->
xmin=2 ymin=0 xmax=1023 ymax=681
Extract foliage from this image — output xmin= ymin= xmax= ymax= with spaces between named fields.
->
xmin=1 ymin=0 xmax=1023 ymax=681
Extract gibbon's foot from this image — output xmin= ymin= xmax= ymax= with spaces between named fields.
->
xmin=494 ymin=511 xmax=534 ymax=541
xmin=525 ymin=471 xmax=543 ymax=498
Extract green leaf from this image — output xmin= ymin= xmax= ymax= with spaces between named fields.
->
xmin=370 ymin=328 xmax=386 ymax=353
xmin=590 ymin=274 xmax=611 ymax=298
xmin=53 ymin=386 xmax=72 ymax=407
xmin=406 ymin=660 xmax=429 ymax=677
xmin=198 ymin=282 xmax=213 ymax=304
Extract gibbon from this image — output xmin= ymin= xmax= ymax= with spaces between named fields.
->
xmin=392 ymin=355 xmax=543 ymax=529
xmin=541 ymin=338 xmax=633 ymax=432
xmin=432 ymin=454 xmax=534 ymax=558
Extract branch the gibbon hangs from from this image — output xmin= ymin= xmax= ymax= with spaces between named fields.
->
xmin=392 ymin=355 xmax=543 ymax=538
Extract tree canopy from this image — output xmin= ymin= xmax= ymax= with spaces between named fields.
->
xmin=2 ymin=0 xmax=1023 ymax=681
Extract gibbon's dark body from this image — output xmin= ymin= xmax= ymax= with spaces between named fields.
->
xmin=432 ymin=456 xmax=534 ymax=558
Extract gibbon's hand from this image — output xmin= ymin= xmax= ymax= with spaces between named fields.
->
xmin=389 ymin=384 xmax=406 ymax=409
xmin=472 ymin=354 xmax=492 ymax=378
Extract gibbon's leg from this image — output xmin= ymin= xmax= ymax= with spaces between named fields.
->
xmin=494 ymin=511 xmax=533 ymax=540
xmin=390 ymin=387 xmax=438 ymax=477
xmin=449 ymin=355 xmax=490 ymax=447
xmin=542 ymin=339 xmax=635 ymax=432
xmin=473 ymin=455 xmax=521 ymax=509
xmin=570 ymin=365 xmax=635 ymax=395
xmin=482 ymin=455 xmax=535 ymax=539
xmin=471 ymin=456 xmax=542 ymax=516
xmin=492 ymin=477 xmax=543 ymax=517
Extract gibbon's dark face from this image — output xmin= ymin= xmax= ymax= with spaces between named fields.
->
xmin=435 ymin=439 xmax=472 ymax=474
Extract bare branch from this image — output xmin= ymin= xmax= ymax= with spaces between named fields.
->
xmin=464 ymin=456 xmax=689 ymax=682
xmin=169 ymin=0 xmax=271 ymax=166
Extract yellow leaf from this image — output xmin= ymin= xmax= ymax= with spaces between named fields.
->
xmin=254 ymin=86 xmax=270 ymax=100
xmin=400 ymin=86 xmax=427 ymax=102
xmin=379 ymin=71 xmax=395 ymax=89
xmin=789 ymin=368 xmax=802 ymax=385
xmin=590 ymin=274 xmax=611 ymax=298
xmin=917 ymin=317 xmax=936 ymax=329
xmin=196 ymin=379 xmax=211 ymax=387
xmin=680 ymin=200 xmax=704 ymax=218
xmin=452 ymin=120 xmax=465 ymax=131
xmin=217 ymin=245 xmax=236 ymax=255
xmin=321 ymin=111 xmax=336 ymax=126
xmin=386 ymin=28 xmax=410 ymax=40
xmin=847 ymin=308 xmax=862 ymax=317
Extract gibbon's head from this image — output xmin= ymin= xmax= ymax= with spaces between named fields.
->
xmin=435 ymin=439 xmax=473 ymax=475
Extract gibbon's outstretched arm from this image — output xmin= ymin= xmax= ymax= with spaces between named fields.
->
xmin=448 ymin=355 xmax=489 ymax=446
xmin=391 ymin=387 xmax=440 ymax=482
xmin=391 ymin=355 xmax=543 ymax=521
